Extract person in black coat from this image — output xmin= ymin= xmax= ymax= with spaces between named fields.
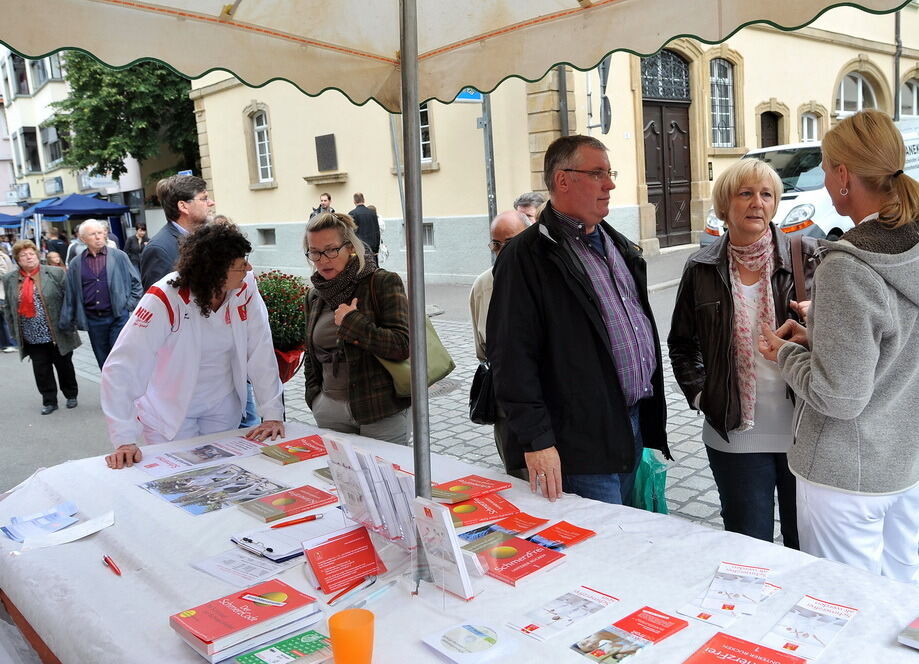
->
xmin=348 ymin=192 xmax=381 ymax=256
xmin=123 ymin=224 xmax=149 ymax=270
xmin=141 ymin=175 xmax=214 ymax=290
xmin=487 ymin=135 xmax=670 ymax=505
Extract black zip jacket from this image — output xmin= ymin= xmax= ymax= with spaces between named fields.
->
xmin=486 ymin=203 xmax=670 ymax=475
xmin=667 ymin=224 xmax=819 ymax=441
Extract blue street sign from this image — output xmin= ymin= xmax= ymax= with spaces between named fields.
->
xmin=454 ymin=87 xmax=483 ymax=103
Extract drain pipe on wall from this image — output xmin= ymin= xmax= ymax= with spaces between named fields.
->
xmin=894 ymin=10 xmax=902 ymax=121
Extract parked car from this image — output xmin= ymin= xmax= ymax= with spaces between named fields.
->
xmin=701 ymin=121 xmax=919 ymax=246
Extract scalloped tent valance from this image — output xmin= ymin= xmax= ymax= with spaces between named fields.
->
xmin=0 ymin=0 xmax=910 ymax=112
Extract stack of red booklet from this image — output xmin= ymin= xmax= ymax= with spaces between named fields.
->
xmin=169 ymin=580 xmax=322 ymax=663
xmin=238 ymin=484 xmax=337 ymax=523
xmin=432 ymin=474 xmax=512 ymax=504
xmin=259 ymin=435 xmax=327 ymax=465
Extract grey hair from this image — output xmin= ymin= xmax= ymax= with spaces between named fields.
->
xmin=304 ymin=212 xmax=366 ymax=271
xmin=544 ymin=135 xmax=608 ymax=192
xmin=78 ymin=218 xmax=108 ymax=239
xmin=513 ymin=192 xmax=546 ymax=209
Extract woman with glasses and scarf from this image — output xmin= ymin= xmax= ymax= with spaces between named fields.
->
xmin=102 ymin=224 xmax=285 ymax=469
xmin=303 ymin=212 xmax=410 ymax=444
xmin=669 ymin=159 xmax=819 ymax=548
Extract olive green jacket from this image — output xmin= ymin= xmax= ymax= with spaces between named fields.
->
xmin=1 ymin=265 xmax=82 ymax=359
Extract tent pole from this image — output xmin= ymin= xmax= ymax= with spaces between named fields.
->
xmin=400 ymin=0 xmax=430 ymax=500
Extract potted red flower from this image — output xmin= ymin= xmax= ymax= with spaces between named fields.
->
xmin=256 ymin=270 xmax=308 ymax=383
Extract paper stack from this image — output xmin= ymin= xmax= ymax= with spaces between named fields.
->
xmin=169 ymin=579 xmax=322 ymax=663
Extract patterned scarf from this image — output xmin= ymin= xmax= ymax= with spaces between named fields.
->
xmin=310 ymin=251 xmax=376 ymax=310
xmin=17 ymin=267 xmax=39 ymax=318
xmin=727 ymin=229 xmax=776 ymax=432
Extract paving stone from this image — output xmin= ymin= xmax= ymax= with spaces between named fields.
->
xmin=677 ymin=474 xmax=716 ymax=491
xmin=679 ymin=502 xmax=721 ymax=520
xmin=664 ymin=487 xmax=698 ymax=503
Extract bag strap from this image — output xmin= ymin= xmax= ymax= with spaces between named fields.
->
xmin=790 ymin=235 xmax=806 ymax=303
xmin=368 ymin=270 xmax=379 ymax=318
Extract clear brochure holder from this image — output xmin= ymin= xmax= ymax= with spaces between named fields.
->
xmin=319 ymin=436 xmax=485 ymax=611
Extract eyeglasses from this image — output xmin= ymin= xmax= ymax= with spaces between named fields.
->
xmin=488 ymin=239 xmax=509 ymax=252
xmin=305 ymin=242 xmax=351 ymax=262
xmin=188 ymin=194 xmax=211 ymax=203
xmin=561 ymin=168 xmax=618 ymax=182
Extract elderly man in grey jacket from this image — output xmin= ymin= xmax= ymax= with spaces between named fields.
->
xmin=60 ymin=219 xmax=142 ymax=369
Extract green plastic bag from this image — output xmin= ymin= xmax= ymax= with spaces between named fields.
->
xmin=629 ymin=449 xmax=669 ymax=514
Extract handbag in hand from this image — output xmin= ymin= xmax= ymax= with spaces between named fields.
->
xmin=369 ymin=271 xmax=455 ymax=397
xmin=468 ymin=361 xmax=496 ymax=424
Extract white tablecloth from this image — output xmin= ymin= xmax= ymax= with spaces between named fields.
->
xmin=1 ymin=422 xmax=916 ymax=663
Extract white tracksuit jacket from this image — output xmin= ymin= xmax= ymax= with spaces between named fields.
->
xmin=101 ymin=271 xmax=284 ymax=447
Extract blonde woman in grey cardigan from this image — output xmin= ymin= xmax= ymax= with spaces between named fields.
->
xmin=759 ymin=110 xmax=919 ymax=583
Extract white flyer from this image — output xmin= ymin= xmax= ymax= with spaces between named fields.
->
xmin=508 ymin=585 xmax=619 ymax=641
xmin=192 ymin=548 xmax=300 ymax=587
xmin=678 ymin=581 xmax=781 ymax=628
xmin=699 ymin=561 xmax=770 ymax=616
xmin=137 ymin=436 xmax=265 ymax=477
xmin=761 ymin=594 xmax=858 ymax=660
xmin=14 ymin=511 xmax=115 ymax=553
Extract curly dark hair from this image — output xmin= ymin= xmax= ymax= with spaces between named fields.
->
xmin=169 ymin=224 xmax=252 ymax=316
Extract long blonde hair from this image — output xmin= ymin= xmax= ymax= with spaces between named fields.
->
xmin=304 ymin=212 xmax=366 ymax=271
xmin=822 ymin=109 xmax=919 ymax=228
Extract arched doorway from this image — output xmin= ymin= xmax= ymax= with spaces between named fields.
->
xmin=642 ymin=49 xmax=692 ymax=248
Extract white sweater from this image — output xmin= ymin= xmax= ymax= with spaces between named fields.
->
xmin=101 ymin=271 xmax=284 ymax=447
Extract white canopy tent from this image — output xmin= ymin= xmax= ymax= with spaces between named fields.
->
xmin=1 ymin=0 xmax=909 ymax=495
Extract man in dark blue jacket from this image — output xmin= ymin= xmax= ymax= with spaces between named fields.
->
xmin=141 ymin=175 xmax=214 ymax=290
xmin=487 ymin=135 xmax=669 ymax=505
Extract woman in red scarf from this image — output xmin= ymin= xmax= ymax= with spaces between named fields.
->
xmin=668 ymin=159 xmax=820 ymax=548
xmin=0 ymin=240 xmax=81 ymax=415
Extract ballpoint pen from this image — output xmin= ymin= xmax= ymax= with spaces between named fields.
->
xmin=102 ymin=554 xmax=122 ymax=576
xmin=270 ymin=513 xmax=323 ymax=529
xmin=346 ymin=579 xmax=398 ymax=610
xmin=327 ymin=575 xmax=376 ymax=605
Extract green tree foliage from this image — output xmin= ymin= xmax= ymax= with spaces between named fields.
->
xmin=50 ymin=52 xmax=199 ymax=179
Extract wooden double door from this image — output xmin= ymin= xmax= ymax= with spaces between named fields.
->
xmin=643 ymin=101 xmax=692 ymax=248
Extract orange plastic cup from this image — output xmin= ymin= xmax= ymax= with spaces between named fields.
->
xmin=328 ymin=608 xmax=374 ymax=663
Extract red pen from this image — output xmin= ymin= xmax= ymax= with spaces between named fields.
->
xmin=102 ymin=555 xmax=122 ymax=576
xmin=270 ymin=513 xmax=323 ymax=529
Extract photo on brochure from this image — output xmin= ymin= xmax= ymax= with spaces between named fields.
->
xmin=140 ymin=463 xmax=288 ymax=516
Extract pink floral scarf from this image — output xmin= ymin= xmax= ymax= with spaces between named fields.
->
xmin=727 ymin=230 xmax=775 ymax=432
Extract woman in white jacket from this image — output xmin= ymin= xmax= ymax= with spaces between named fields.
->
xmin=102 ymin=224 xmax=285 ymax=469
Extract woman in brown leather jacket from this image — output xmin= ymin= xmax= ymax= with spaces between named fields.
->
xmin=668 ymin=159 xmax=817 ymax=547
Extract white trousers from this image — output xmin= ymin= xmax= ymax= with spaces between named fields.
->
xmin=796 ymin=479 xmax=919 ymax=584
xmin=141 ymin=391 xmax=242 ymax=445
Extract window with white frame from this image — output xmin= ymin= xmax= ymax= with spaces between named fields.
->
xmin=419 ymin=102 xmax=432 ymax=162
xmin=10 ymin=55 xmax=29 ymax=96
xmin=30 ymin=58 xmax=48 ymax=89
xmin=0 ymin=60 xmax=10 ymax=103
xmin=41 ymin=125 xmax=66 ymax=166
xmin=252 ymin=111 xmax=273 ymax=182
xmin=48 ymin=54 xmax=63 ymax=79
xmin=20 ymin=127 xmax=40 ymax=172
xmin=836 ymin=72 xmax=876 ymax=117
xmin=901 ymin=79 xmax=919 ymax=118
xmin=801 ymin=112 xmax=819 ymax=142
xmin=710 ymin=58 xmax=736 ymax=148
xmin=10 ymin=133 xmax=21 ymax=175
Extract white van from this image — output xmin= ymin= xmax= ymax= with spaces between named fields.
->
xmin=701 ymin=120 xmax=919 ymax=246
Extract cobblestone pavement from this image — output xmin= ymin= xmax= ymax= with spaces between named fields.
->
xmin=72 ymin=319 xmax=782 ymax=540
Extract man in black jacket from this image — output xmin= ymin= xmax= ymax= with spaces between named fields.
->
xmin=141 ymin=175 xmax=214 ymax=290
xmin=487 ymin=135 xmax=669 ymax=504
xmin=348 ymin=192 xmax=381 ymax=256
